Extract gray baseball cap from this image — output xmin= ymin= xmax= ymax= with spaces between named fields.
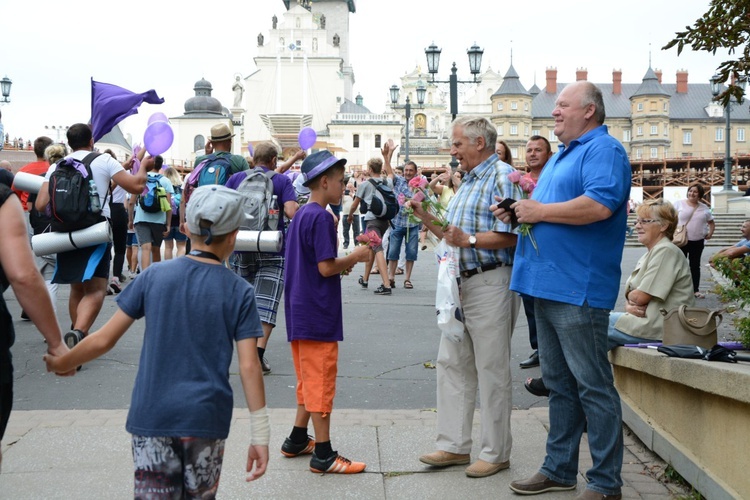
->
xmin=186 ymin=185 xmax=245 ymax=244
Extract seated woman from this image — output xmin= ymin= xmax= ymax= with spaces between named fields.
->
xmin=525 ymin=199 xmax=695 ymax=397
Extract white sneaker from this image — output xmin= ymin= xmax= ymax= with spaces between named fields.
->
xmin=109 ymin=277 xmax=122 ymax=294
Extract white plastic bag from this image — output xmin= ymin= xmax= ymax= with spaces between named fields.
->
xmin=435 ymin=239 xmax=465 ymax=343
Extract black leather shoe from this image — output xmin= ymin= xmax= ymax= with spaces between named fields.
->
xmin=524 ymin=377 xmax=550 ymax=397
xmin=520 ymin=350 xmax=539 ymax=369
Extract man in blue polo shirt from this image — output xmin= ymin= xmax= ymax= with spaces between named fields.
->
xmin=504 ymin=81 xmax=631 ymax=499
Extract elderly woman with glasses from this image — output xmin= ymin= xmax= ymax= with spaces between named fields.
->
xmin=525 ymin=199 xmax=695 ymax=397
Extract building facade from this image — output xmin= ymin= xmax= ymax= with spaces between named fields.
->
xmin=161 ymin=0 xmax=750 ymax=195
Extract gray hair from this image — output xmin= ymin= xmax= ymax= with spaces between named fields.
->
xmin=450 ymin=116 xmax=497 ymax=152
xmin=580 ymin=82 xmax=606 ymax=124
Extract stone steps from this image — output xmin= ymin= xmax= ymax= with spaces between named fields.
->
xmin=625 ymin=212 xmax=746 ymax=247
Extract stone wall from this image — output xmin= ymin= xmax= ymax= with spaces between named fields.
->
xmin=611 ymin=347 xmax=750 ymax=499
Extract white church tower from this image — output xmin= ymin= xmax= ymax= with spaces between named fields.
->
xmin=242 ymin=0 xmax=356 ymax=150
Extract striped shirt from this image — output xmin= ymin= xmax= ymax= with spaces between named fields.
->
xmin=446 ymin=154 xmax=522 ymax=271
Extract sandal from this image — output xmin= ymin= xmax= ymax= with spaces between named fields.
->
xmin=372 ymin=269 xmax=380 ymax=274
xmin=395 ymin=268 xmax=404 ymax=275
xmin=524 ymin=377 xmax=550 ymax=398
xmin=390 ymin=279 xmax=396 ymax=288
xmin=404 ymin=280 xmax=413 ymax=289
xmin=694 ymin=291 xmax=705 ymax=299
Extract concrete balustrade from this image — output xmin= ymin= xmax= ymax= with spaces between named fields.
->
xmin=611 ymin=347 xmax=750 ymax=499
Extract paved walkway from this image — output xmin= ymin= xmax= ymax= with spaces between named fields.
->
xmin=1 ymin=242 xmax=721 ymax=498
xmin=0 ymin=407 xmax=679 ymax=499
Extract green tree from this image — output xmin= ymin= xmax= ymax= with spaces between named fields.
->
xmin=663 ymin=0 xmax=750 ymax=106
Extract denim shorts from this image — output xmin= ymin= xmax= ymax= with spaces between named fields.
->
xmin=164 ymin=225 xmax=187 ymax=242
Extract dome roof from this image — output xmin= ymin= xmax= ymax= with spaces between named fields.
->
xmin=184 ymin=78 xmax=223 ymax=115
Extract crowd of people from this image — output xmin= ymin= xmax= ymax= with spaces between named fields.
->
xmin=0 ymin=80 xmax=735 ymax=498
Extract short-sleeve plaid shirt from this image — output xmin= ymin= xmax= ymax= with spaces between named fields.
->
xmin=446 ymin=154 xmax=522 ymax=271
xmin=391 ymin=175 xmax=422 ymax=229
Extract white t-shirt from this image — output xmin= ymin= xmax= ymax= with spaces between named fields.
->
xmin=45 ymin=150 xmax=124 ymax=219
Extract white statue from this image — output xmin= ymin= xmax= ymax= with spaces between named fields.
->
xmin=232 ymin=76 xmax=244 ymax=108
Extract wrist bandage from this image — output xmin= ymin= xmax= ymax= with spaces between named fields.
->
xmin=249 ymin=407 xmax=270 ymax=446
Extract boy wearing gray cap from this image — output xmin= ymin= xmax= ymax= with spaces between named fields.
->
xmin=44 ymin=185 xmax=270 ymax=496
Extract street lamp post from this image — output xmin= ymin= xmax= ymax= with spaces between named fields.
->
xmin=424 ymin=42 xmax=484 ymax=169
xmin=711 ymin=74 xmax=747 ymax=192
xmin=389 ymin=82 xmax=426 ymax=162
xmin=44 ymin=125 xmax=69 ymax=143
xmin=0 ymin=76 xmax=12 ymax=104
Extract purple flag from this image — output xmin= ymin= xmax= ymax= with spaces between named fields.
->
xmin=90 ymin=78 xmax=165 ymax=142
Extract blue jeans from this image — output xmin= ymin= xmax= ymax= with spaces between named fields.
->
xmin=607 ymin=312 xmax=650 ymax=350
xmin=520 ymin=293 xmax=538 ymax=350
xmin=535 ymin=298 xmax=623 ymax=496
xmin=342 ymin=212 xmax=360 ymax=247
xmin=387 ymin=223 xmax=419 ymax=261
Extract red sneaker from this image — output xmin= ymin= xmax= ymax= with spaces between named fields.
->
xmin=281 ymin=437 xmax=315 ymax=458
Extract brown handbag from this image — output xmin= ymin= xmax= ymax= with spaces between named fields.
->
xmin=672 ymin=206 xmax=697 ymax=248
xmin=672 ymin=225 xmax=689 ymax=247
xmin=660 ymin=306 xmax=722 ymax=349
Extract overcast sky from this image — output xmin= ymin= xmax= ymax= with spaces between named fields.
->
xmin=0 ymin=0 xmax=727 ymax=149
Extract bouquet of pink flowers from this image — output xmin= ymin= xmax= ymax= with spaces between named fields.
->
xmin=507 ymin=170 xmax=538 ymax=254
xmin=404 ymin=176 xmax=449 ymax=231
xmin=356 ymin=230 xmax=382 ymax=248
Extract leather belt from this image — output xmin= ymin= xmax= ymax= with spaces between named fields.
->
xmin=460 ymin=262 xmax=509 ymax=280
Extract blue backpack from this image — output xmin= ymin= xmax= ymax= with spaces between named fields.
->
xmin=196 ymin=153 xmax=233 ymax=187
xmin=139 ymin=174 xmax=167 ymax=213
xmin=170 ymin=184 xmax=182 ymax=213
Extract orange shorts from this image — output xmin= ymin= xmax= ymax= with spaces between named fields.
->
xmin=291 ymin=340 xmax=338 ymax=414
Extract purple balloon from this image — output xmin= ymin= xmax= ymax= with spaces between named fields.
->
xmin=298 ymin=127 xmax=317 ymax=150
xmin=247 ymin=143 xmax=254 ymax=155
xmin=147 ymin=112 xmax=168 ymax=126
xmin=285 ymin=170 xmax=300 ymax=181
xmin=144 ymin=121 xmax=174 ymax=156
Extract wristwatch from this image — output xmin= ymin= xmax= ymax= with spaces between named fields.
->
xmin=469 ymin=235 xmax=477 ymax=249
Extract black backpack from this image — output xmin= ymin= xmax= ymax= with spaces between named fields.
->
xmin=49 ymin=152 xmax=104 ymax=232
xmin=366 ymin=179 xmax=399 ymax=220
xmin=28 ymin=173 xmax=52 ymax=235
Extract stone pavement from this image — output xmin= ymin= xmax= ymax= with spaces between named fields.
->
xmin=1 ymin=240 xmax=719 ymax=498
xmin=0 ymin=407 xmax=679 ymax=499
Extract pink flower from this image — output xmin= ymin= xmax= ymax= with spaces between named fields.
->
xmin=397 ymin=193 xmax=406 ymax=206
xmin=412 ymin=190 xmax=425 ymax=203
xmin=507 ymin=170 xmax=522 ymax=184
xmin=356 ymin=230 xmax=382 ymax=248
xmin=519 ymin=177 xmax=536 ymax=195
xmin=366 ymin=230 xmax=382 ymax=248
xmin=355 ymin=234 xmax=370 ymax=245
xmin=409 ymin=176 xmax=428 ymax=189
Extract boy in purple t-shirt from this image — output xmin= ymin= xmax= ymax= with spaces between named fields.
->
xmin=282 ymin=150 xmax=369 ymax=474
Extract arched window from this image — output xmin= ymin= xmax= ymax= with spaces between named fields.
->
xmin=194 ymin=135 xmax=206 ymax=152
